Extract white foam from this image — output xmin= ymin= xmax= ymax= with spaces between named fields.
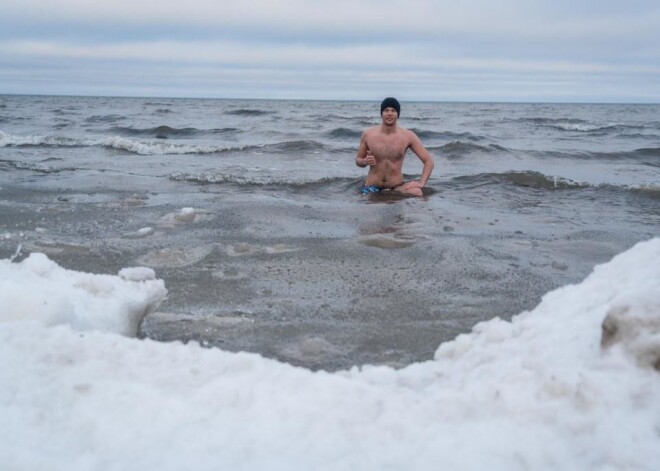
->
xmin=552 ymin=122 xmax=616 ymax=132
xmin=0 ymin=130 xmax=236 ymax=155
xmin=0 ymin=130 xmax=82 ymax=147
xmin=102 ymin=136 xmax=233 ymax=155
xmin=1 ymin=240 xmax=659 ymax=470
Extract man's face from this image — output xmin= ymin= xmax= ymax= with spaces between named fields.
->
xmin=381 ymin=107 xmax=398 ymax=125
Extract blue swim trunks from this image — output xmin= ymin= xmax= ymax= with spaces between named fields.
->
xmin=360 ymin=185 xmax=383 ymax=194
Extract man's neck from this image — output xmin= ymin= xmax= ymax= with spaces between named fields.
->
xmin=380 ymin=122 xmax=397 ymax=134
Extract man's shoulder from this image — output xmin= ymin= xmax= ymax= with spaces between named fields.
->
xmin=397 ymin=127 xmax=419 ymax=140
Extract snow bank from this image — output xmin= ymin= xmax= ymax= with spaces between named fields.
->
xmin=0 ymin=253 xmax=166 ymax=336
xmin=1 ymin=240 xmax=659 ymax=470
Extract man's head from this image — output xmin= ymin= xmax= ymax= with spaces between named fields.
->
xmin=380 ymin=97 xmax=400 ymax=117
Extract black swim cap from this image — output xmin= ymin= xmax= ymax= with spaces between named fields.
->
xmin=380 ymin=97 xmax=400 ymax=117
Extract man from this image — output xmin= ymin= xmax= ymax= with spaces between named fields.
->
xmin=355 ymin=97 xmax=434 ymax=197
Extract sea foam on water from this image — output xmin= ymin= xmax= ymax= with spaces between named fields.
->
xmin=0 ymin=239 xmax=659 ymax=469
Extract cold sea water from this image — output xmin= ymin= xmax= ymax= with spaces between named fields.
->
xmin=1 ymin=95 xmax=658 ymax=370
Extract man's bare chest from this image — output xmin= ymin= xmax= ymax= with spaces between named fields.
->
xmin=367 ymin=135 xmax=409 ymax=161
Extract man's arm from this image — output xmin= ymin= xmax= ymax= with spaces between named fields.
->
xmin=409 ymin=132 xmax=434 ymax=186
xmin=355 ymin=131 xmax=376 ymax=167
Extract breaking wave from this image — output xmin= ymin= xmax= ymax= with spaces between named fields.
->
xmin=505 ymin=117 xmax=649 ymax=134
xmin=326 ymin=128 xmax=362 ymax=139
xmin=0 ymin=159 xmax=78 ymax=174
xmin=429 ymin=141 xmax=508 ymax=156
xmin=446 ymin=171 xmax=660 ymax=198
xmin=410 ymin=129 xmax=485 ymax=141
xmin=0 ymin=131 xmax=330 ymax=156
xmin=108 ymin=125 xmax=241 ymax=139
xmin=168 ymin=171 xmax=354 ymax=189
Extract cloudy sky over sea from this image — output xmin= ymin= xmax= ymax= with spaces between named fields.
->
xmin=1 ymin=0 xmax=659 ymax=102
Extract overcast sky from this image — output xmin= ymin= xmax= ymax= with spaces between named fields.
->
xmin=1 ymin=0 xmax=659 ymax=102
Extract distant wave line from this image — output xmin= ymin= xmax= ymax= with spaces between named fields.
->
xmin=0 ymin=131 xmax=334 ymax=155
xmin=445 ymin=171 xmax=660 ymax=198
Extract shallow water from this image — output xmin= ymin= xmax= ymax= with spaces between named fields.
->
xmin=1 ymin=95 xmax=658 ymax=369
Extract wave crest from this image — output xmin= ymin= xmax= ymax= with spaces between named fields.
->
xmin=0 ymin=131 xmax=83 ymax=148
xmin=169 ymin=171 xmax=352 ymax=188
xmin=102 ymin=136 xmax=235 ymax=155
xmin=431 ymin=141 xmax=508 ymax=157
xmin=225 ymin=109 xmax=271 ymax=116
xmin=108 ymin=125 xmax=239 ymax=139
xmin=327 ymin=128 xmax=362 ymax=139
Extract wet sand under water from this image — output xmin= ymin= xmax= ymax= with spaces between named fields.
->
xmin=0 ymin=181 xmax=645 ymax=371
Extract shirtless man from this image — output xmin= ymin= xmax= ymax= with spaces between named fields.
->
xmin=355 ymin=97 xmax=434 ymax=197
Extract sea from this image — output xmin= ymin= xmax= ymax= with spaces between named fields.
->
xmin=1 ymin=95 xmax=658 ymax=370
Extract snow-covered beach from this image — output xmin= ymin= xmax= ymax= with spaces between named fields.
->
xmin=2 ymin=238 xmax=659 ymax=470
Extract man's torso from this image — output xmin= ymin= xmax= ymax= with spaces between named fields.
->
xmin=363 ymin=126 xmax=411 ymax=187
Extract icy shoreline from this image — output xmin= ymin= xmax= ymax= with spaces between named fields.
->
xmin=1 ymin=239 xmax=659 ymax=470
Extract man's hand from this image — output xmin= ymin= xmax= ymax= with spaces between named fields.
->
xmin=364 ymin=150 xmax=377 ymax=167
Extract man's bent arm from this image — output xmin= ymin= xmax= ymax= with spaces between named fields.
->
xmin=410 ymin=134 xmax=435 ymax=186
xmin=355 ymin=132 xmax=369 ymax=167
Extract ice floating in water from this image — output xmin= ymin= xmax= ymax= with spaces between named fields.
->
xmin=359 ymin=235 xmax=416 ymax=249
xmin=225 ymin=242 xmax=299 ymax=257
xmin=0 ymin=239 xmax=659 ymax=470
xmin=122 ymin=226 xmax=155 ymax=239
xmin=136 ymin=245 xmax=216 ymax=268
xmin=174 ymin=207 xmax=197 ymax=222
xmin=158 ymin=207 xmax=212 ymax=228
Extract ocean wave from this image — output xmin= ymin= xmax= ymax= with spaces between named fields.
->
xmin=0 ymin=131 xmax=244 ymax=155
xmin=52 ymin=122 xmax=74 ymax=130
xmin=410 ymin=129 xmax=484 ymax=141
xmin=536 ymin=147 xmax=660 ymax=164
xmin=447 ymin=171 xmax=660 ymax=198
xmin=615 ymin=132 xmax=660 ymax=141
xmin=430 ymin=141 xmax=508 ymax=157
xmin=326 ymin=128 xmax=362 ymax=139
xmin=3 ymin=159 xmax=77 ymax=174
xmin=628 ymin=184 xmax=660 ymax=199
xmin=52 ymin=108 xmax=78 ymax=116
xmin=448 ymin=171 xmax=589 ymax=191
xmin=548 ymin=122 xmax=618 ymax=133
xmin=225 ymin=109 xmax=271 ymax=116
xmin=0 ymin=131 xmax=331 ymax=156
xmin=166 ymin=169 xmax=659 ymax=200
xmin=102 ymin=136 xmax=237 ymax=155
xmin=265 ymin=140 xmax=328 ymax=154
xmin=108 ymin=125 xmax=240 ymax=139
xmin=85 ymin=114 xmax=125 ymax=124
xmin=110 ymin=125 xmax=202 ymax=139
xmin=0 ymin=131 xmax=84 ymax=148
xmin=499 ymin=171 xmax=590 ymax=190
xmin=636 ymin=147 xmax=660 ymax=156
xmin=505 ymin=117 xmax=645 ymax=134
xmin=169 ymin=171 xmax=353 ymax=189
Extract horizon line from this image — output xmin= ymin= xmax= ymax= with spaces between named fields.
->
xmin=1 ymin=92 xmax=659 ymax=106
